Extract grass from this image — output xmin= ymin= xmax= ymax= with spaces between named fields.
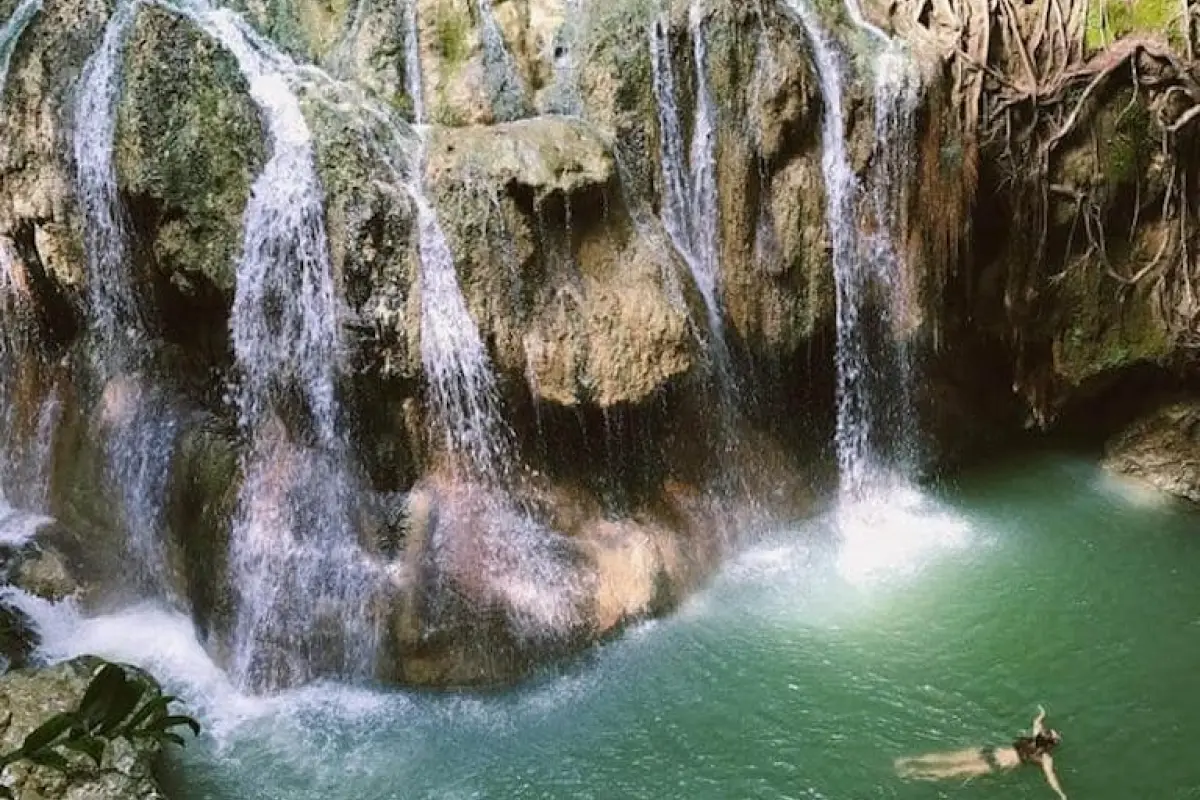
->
xmin=1085 ymin=0 xmax=1185 ymax=52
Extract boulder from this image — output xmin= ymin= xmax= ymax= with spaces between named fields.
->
xmin=1102 ymin=400 xmax=1200 ymax=503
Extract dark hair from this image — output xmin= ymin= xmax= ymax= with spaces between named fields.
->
xmin=1034 ymin=730 xmax=1061 ymax=751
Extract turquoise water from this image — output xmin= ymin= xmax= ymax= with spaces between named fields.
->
xmin=33 ymin=454 xmax=1200 ymax=798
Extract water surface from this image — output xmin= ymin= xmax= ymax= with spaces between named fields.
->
xmin=30 ymin=453 xmax=1200 ymax=798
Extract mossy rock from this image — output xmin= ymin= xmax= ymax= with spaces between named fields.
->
xmin=116 ymin=5 xmax=265 ymax=300
xmin=1051 ymin=252 xmax=1172 ymax=386
xmin=300 ymin=94 xmax=421 ymax=381
xmin=225 ymin=0 xmax=354 ymax=65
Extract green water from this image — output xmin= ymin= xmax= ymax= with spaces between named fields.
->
xmin=71 ymin=454 xmax=1200 ymax=798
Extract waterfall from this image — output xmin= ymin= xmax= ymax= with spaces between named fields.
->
xmin=475 ymin=0 xmax=530 ymax=122
xmin=403 ymin=3 xmax=512 ymax=479
xmin=416 ymin=199 xmax=513 ymax=478
xmin=794 ymin=8 xmax=923 ymax=490
xmin=863 ymin=44 xmax=920 ymax=468
xmin=72 ymin=2 xmax=189 ymax=596
xmin=782 ymin=0 xmax=906 ymax=499
xmin=164 ymin=1 xmax=385 ymax=689
xmin=100 ymin=380 xmax=179 ymax=595
xmin=0 ymin=0 xmax=40 ymax=97
xmin=649 ymin=2 xmax=737 ymax=403
xmin=74 ymin=0 xmax=141 ymax=370
xmin=401 ymin=0 xmax=424 ymax=124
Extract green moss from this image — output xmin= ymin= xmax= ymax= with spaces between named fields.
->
xmin=116 ymin=7 xmax=266 ymax=295
xmin=1086 ymin=0 xmax=1182 ymax=52
xmin=1053 ymin=253 xmax=1171 ymax=385
xmin=433 ymin=0 xmax=470 ymax=68
xmin=1104 ymin=96 xmax=1153 ymax=189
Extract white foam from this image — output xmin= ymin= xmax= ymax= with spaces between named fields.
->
xmin=0 ymin=500 xmax=52 ymax=546
xmin=832 ymin=484 xmax=971 ymax=587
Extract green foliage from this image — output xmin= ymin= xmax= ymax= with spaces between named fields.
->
xmin=1085 ymin=0 xmax=1182 ymax=52
xmin=0 ymin=663 xmax=200 ymax=798
xmin=1105 ymin=96 xmax=1153 ymax=188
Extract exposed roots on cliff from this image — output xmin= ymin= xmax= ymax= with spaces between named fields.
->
xmin=889 ymin=0 xmax=1200 ymax=415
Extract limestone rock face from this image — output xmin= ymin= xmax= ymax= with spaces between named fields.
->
xmin=0 ymin=0 xmax=109 ymax=299
xmin=0 ymin=658 xmax=167 ymax=800
xmin=425 ymin=116 xmax=697 ymax=406
xmin=1103 ymin=401 xmax=1200 ymax=503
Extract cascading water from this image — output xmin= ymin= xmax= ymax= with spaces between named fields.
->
xmin=861 ymin=44 xmax=921 ymax=468
xmin=784 ymin=0 xmax=965 ymax=582
xmin=416 ymin=200 xmax=514 ymax=478
xmin=781 ymin=0 xmax=884 ymax=499
xmin=401 ymin=0 xmax=424 ymax=123
xmin=475 ymin=0 xmax=530 ymax=122
xmin=402 ymin=2 xmax=513 ymax=479
xmin=73 ymin=2 xmax=187 ymax=594
xmin=159 ymin=1 xmax=386 ymax=689
xmin=0 ymin=0 xmax=40 ymax=96
xmin=74 ymin=0 xmax=141 ymax=370
xmin=99 ymin=380 xmax=179 ymax=595
xmin=649 ymin=5 xmax=725 ymax=352
xmin=649 ymin=0 xmax=743 ymax=436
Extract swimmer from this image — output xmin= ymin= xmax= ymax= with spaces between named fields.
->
xmin=894 ymin=705 xmax=1066 ymax=799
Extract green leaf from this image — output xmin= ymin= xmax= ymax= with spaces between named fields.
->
xmin=160 ymin=732 xmax=187 ymax=748
xmin=146 ymin=715 xmax=201 ymax=738
xmin=96 ymin=679 xmax=145 ymax=735
xmin=25 ymin=748 xmax=70 ymax=772
xmin=77 ymin=664 xmax=127 ymax=728
xmin=20 ymin=712 xmax=76 ymax=753
xmin=61 ymin=735 xmax=106 ymax=767
xmin=120 ymin=695 xmax=175 ymax=734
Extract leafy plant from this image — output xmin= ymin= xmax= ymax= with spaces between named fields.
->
xmin=0 ymin=662 xmax=200 ymax=799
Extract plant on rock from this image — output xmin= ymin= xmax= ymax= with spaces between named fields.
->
xmin=0 ymin=662 xmax=200 ymax=798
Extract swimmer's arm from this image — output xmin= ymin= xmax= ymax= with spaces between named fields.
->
xmin=1032 ymin=704 xmax=1047 ymax=736
xmin=1040 ymin=754 xmax=1067 ymax=800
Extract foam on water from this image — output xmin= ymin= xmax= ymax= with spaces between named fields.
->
xmin=831 ymin=486 xmax=971 ymax=588
xmin=0 ymin=502 xmax=52 ymax=546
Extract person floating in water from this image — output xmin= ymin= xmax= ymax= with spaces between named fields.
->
xmin=894 ymin=705 xmax=1067 ymax=799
